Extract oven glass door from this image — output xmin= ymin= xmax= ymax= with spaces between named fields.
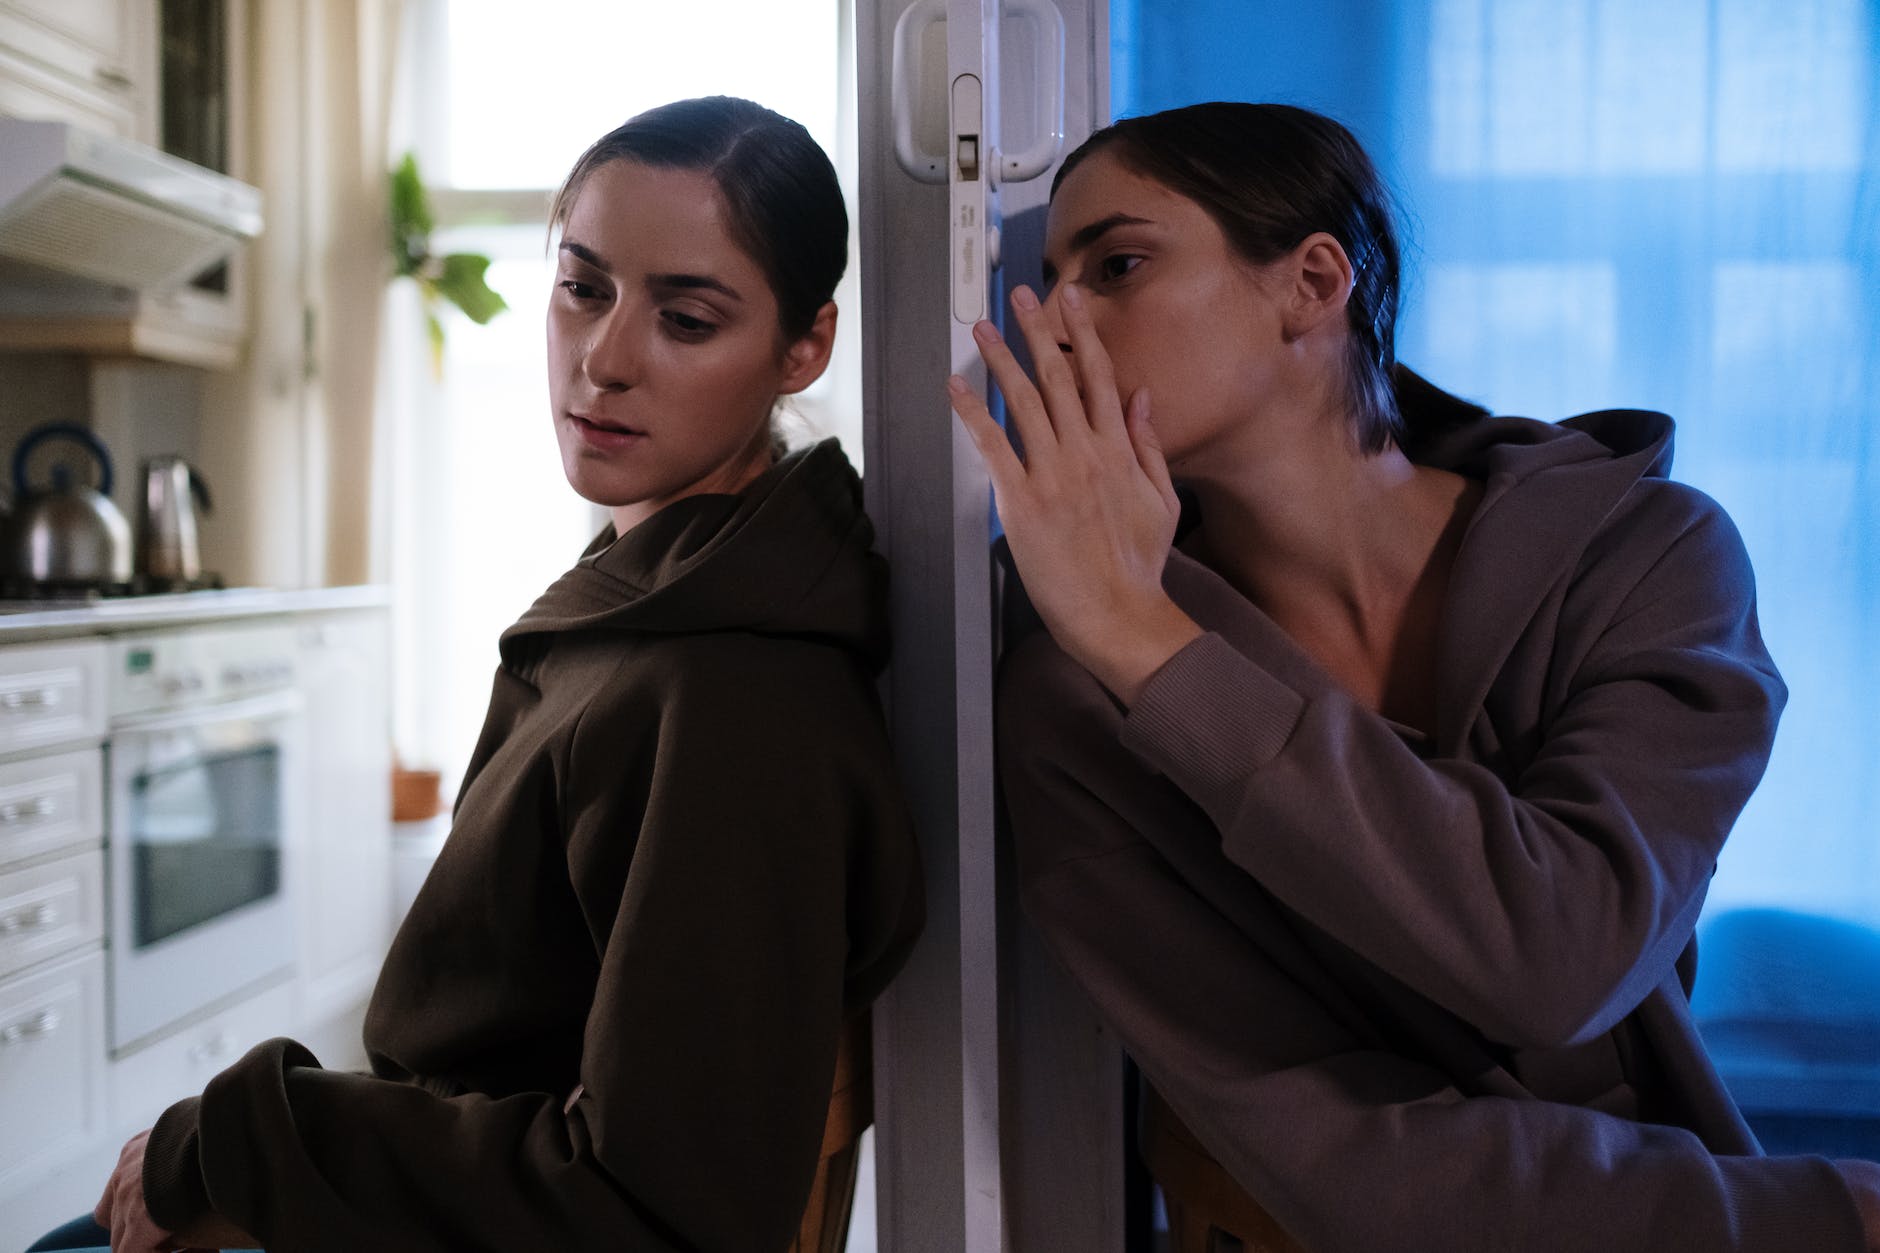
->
xmin=132 ymin=734 xmax=282 ymax=946
xmin=108 ymin=691 xmax=302 ymax=1053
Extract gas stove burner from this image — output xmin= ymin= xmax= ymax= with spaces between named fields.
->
xmin=0 ymin=573 xmax=226 ymax=602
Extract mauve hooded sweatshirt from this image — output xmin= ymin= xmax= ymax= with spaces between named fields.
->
xmin=140 ymin=440 xmax=924 ymax=1253
xmin=998 ymin=407 xmax=1868 ymax=1251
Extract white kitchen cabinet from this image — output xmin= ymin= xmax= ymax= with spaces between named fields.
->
xmin=295 ymin=608 xmax=393 ymax=1027
xmin=0 ymin=0 xmax=154 ymax=141
xmin=0 ymin=592 xmax=393 ymax=1246
xmin=0 ymin=744 xmax=104 ymax=868
xmin=0 ymin=848 xmax=103 ymax=982
xmin=0 ymin=640 xmax=112 ymax=1243
xmin=0 ymin=0 xmax=252 ymax=368
xmin=107 ymin=973 xmax=294 ymax=1134
xmin=0 ymin=947 xmax=107 ymax=1195
xmin=0 ymin=640 xmax=107 ymax=758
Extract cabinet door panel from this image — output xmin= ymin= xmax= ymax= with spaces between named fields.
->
xmin=0 ymin=946 xmax=107 ymax=1193
xmin=296 ymin=612 xmax=393 ymax=1022
xmin=0 ymin=0 xmax=138 ymax=92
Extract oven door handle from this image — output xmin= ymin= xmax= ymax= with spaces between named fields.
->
xmin=109 ymin=688 xmax=303 ymax=734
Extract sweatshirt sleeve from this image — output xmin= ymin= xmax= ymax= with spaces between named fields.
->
xmin=142 ymin=639 xmax=910 ymax=1253
xmin=1119 ymin=506 xmax=1786 ymax=1049
xmin=998 ymin=660 xmax=1863 ymax=1253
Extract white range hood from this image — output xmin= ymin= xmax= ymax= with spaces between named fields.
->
xmin=0 ymin=118 xmax=262 ymax=292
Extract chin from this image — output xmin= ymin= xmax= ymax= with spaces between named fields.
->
xmin=559 ymin=460 xmax=643 ymax=514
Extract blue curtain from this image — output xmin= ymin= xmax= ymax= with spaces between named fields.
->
xmin=1113 ymin=0 xmax=1878 ymax=933
xmin=1113 ymin=0 xmax=1879 ymax=1133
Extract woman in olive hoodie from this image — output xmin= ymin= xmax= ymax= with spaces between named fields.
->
xmin=63 ymin=97 xmax=922 ymax=1253
xmin=950 ymin=102 xmax=1880 ymax=1251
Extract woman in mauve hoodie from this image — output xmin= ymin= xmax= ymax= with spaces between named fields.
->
xmin=950 ymin=102 xmax=1878 ymax=1251
xmin=59 ymin=98 xmax=922 ymax=1253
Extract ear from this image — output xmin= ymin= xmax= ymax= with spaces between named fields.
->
xmin=1279 ymin=232 xmax=1353 ymax=342
xmin=778 ymin=301 xmax=839 ymax=395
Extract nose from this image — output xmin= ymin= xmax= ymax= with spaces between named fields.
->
xmin=581 ymin=308 xmax=638 ymax=391
xmin=1037 ymin=284 xmax=1074 ymax=358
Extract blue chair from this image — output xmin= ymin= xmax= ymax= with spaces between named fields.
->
xmin=1691 ymin=907 xmax=1880 ymax=1156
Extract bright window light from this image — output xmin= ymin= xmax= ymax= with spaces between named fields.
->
xmin=443 ymin=0 xmax=841 ymax=190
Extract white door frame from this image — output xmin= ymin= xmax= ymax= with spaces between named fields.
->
xmin=857 ymin=2 xmax=1122 ymax=1249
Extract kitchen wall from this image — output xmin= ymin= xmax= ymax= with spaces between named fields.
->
xmin=0 ymin=0 xmax=370 ymax=596
xmin=0 ymin=345 xmax=307 ymax=591
xmin=0 ymin=354 xmax=195 ymax=534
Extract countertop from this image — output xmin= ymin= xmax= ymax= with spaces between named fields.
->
xmin=0 ymin=584 xmax=391 ymax=642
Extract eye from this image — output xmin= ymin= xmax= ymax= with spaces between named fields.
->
xmin=556 ymin=279 xmax=604 ymax=302
xmin=1096 ymin=253 xmax=1144 ymax=283
xmin=661 ymin=309 xmax=718 ymax=339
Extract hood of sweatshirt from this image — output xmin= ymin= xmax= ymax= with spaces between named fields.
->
xmin=1407 ymin=402 xmax=1683 ymax=752
xmin=500 ymin=438 xmax=890 ymax=672
xmin=1416 ymin=403 xmax=1674 ymax=488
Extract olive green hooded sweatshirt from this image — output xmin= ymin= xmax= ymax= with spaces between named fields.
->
xmin=141 ymin=440 xmax=924 ymax=1253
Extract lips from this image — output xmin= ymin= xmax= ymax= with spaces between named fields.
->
xmin=570 ymin=412 xmax=641 ymax=434
xmin=567 ymin=413 xmax=647 ymax=449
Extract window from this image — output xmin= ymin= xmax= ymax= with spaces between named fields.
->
xmin=390 ymin=0 xmax=857 ymax=782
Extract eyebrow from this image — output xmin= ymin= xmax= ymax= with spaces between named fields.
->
xmin=1042 ymin=212 xmax=1155 ymax=286
xmin=648 ymin=272 xmax=744 ymax=302
xmin=558 ymin=241 xmax=744 ymax=303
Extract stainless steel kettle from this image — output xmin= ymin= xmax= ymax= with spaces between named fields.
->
xmin=138 ymin=455 xmax=213 ymax=584
xmin=5 ymin=423 xmax=133 ymax=589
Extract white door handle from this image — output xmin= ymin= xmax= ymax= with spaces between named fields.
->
xmin=995 ymin=0 xmax=1066 ymax=185
xmin=892 ymin=0 xmax=1066 ymax=186
xmin=892 ymin=0 xmax=950 ymax=184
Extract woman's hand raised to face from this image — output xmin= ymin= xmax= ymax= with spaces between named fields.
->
xmin=948 ymin=282 xmax=1202 ymax=706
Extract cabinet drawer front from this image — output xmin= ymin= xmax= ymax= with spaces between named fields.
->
xmin=108 ymin=978 xmax=294 ymax=1132
xmin=0 ymin=946 xmax=106 ymax=1192
xmin=0 ymin=849 xmax=103 ymax=981
xmin=0 ymin=641 xmax=106 ymax=756
xmin=0 ymin=746 xmax=103 ymax=869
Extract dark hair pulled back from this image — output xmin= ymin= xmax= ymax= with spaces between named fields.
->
xmin=1055 ymin=102 xmax=1403 ymax=453
xmin=551 ymin=96 xmax=847 ymax=344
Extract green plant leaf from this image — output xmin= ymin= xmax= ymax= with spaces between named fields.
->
xmin=390 ymin=152 xmax=506 ymax=363
xmin=433 ymin=253 xmax=509 ymax=324
xmin=389 ymin=152 xmax=434 ymax=276
xmin=424 ymin=306 xmax=446 ymax=378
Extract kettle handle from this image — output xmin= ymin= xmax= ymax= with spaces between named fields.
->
xmin=14 ymin=424 xmax=113 ymax=498
xmin=187 ymin=462 xmax=213 ymax=515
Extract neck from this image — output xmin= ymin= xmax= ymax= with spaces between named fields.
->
xmin=1180 ymin=414 xmax=1476 ymax=658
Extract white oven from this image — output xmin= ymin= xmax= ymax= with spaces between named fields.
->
xmin=105 ymin=625 xmax=303 ymax=1055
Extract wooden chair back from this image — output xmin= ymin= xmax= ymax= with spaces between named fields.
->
xmin=789 ymin=1011 xmax=874 ymax=1253
xmin=1140 ymin=1083 xmax=1306 ymax=1253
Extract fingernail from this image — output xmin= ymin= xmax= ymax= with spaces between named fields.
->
xmin=1012 ymin=286 xmax=1039 ymax=311
xmin=946 ymin=374 xmax=969 ymax=394
xmin=1061 ymin=283 xmax=1083 ymax=309
xmin=973 ymin=320 xmax=1001 ymax=344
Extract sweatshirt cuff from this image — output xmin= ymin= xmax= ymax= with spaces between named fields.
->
xmin=142 ymin=1095 xmax=212 ymax=1232
xmin=1721 ymin=1153 xmax=1868 ymax=1252
xmin=1120 ymin=631 xmax=1306 ymax=813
